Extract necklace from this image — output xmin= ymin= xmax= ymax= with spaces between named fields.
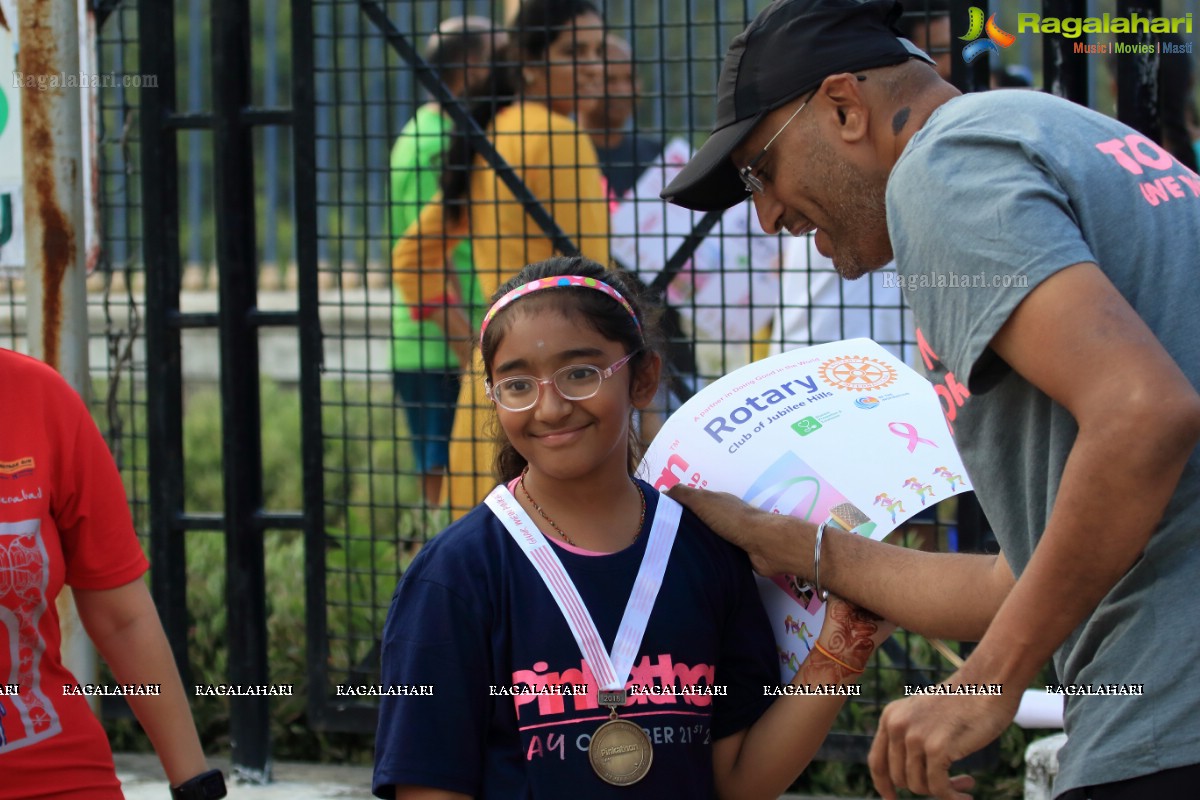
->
xmin=518 ymin=467 xmax=646 ymax=547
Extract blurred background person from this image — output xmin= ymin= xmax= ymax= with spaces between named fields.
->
xmin=580 ymin=33 xmax=664 ymax=202
xmin=389 ymin=16 xmax=503 ymax=508
xmin=393 ymin=0 xmax=610 ymax=520
xmin=580 ymin=33 xmax=695 ymax=442
xmin=895 ymin=0 xmax=950 ymax=81
xmin=771 ymin=236 xmax=912 ymax=362
xmin=1157 ymin=34 xmax=1198 ymax=172
xmin=991 ymin=64 xmax=1034 ymax=90
xmin=1105 ymin=36 xmax=1198 ymax=173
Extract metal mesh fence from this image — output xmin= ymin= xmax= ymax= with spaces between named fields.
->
xmin=94 ymin=1 xmax=151 ymax=533
xmin=309 ymin=1 xmax=987 ymax=759
xmin=58 ymin=0 xmax=1196 ymax=770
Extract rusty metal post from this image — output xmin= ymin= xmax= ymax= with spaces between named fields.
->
xmin=17 ymin=0 xmax=95 ymax=696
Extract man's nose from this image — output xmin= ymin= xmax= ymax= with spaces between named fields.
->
xmin=752 ymin=192 xmax=785 ymax=236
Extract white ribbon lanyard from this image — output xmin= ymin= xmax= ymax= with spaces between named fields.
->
xmin=485 ymin=484 xmax=681 ymax=692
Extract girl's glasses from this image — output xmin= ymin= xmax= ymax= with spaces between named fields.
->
xmin=485 ymin=352 xmax=637 ymax=412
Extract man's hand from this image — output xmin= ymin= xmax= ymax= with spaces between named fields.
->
xmin=666 ymin=485 xmax=810 ymax=577
xmin=868 ymin=670 xmax=1019 ymax=800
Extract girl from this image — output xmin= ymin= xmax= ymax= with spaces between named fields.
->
xmin=373 ymin=257 xmax=893 ymax=800
xmin=392 ymin=0 xmax=609 ymax=519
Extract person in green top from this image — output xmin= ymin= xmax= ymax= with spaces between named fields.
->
xmin=389 ymin=16 xmax=503 ymax=506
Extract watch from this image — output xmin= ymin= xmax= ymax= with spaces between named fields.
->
xmin=170 ymin=769 xmax=227 ymax=800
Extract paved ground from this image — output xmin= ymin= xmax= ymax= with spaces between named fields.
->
xmin=114 ymin=752 xmax=871 ymax=799
xmin=115 ymin=753 xmax=371 ymax=799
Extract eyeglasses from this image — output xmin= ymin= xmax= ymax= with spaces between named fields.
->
xmin=738 ymin=78 xmax=863 ymax=195
xmin=485 ymin=352 xmax=638 ymax=412
xmin=738 ymin=92 xmax=816 ymax=195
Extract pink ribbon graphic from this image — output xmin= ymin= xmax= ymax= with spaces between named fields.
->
xmin=889 ymin=422 xmax=938 ymax=452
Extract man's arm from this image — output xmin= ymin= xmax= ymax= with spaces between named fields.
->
xmin=74 ymin=578 xmax=210 ymax=786
xmin=869 ymin=261 xmax=1200 ymax=799
xmin=666 ymin=486 xmax=1015 ymax=642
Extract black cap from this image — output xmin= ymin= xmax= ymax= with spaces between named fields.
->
xmin=662 ymin=0 xmax=934 ymax=212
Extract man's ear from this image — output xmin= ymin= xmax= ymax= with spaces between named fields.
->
xmin=630 ymin=351 xmax=663 ymax=410
xmin=821 ymin=73 xmax=870 ymax=144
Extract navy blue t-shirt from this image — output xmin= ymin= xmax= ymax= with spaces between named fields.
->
xmin=372 ymin=481 xmax=777 ymax=799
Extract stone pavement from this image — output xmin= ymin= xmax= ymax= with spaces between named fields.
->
xmin=114 ymin=752 xmax=870 ymax=800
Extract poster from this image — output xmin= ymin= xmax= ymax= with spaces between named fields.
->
xmin=639 ymin=338 xmax=973 ymax=681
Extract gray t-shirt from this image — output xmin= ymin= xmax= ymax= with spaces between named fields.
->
xmin=887 ymin=89 xmax=1200 ymax=796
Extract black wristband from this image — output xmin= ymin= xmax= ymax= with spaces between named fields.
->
xmin=170 ymin=769 xmax=227 ymax=800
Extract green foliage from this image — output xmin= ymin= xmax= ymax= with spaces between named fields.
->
xmin=103 ymin=379 xmax=414 ymax=762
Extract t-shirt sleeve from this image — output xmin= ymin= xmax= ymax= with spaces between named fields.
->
xmin=56 ymin=389 xmax=148 ymax=590
xmin=373 ymin=570 xmax=491 ymax=798
xmin=710 ymin=545 xmax=777 ymax=740
xmin=392 ymin=196 xmax=464 ymax=306
xmin=888 ymin=129 xmax=1097 ymax=393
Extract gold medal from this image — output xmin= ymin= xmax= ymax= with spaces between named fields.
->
xmin=588 ymin=712 xmax=653 ymax=786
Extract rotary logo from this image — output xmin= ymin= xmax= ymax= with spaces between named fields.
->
xmin=818 ymin=356 xmax=898 ymax=393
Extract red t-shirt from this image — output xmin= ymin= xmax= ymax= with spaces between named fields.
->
xmin=0 ymin=349 xmax=149 ymax=798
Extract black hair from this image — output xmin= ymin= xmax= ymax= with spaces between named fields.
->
xmin=423 ymin=19 xmax=493 ymax=92
xmin=440 ymin=0 xmax=601 ymax=221
xmin=480 ymin=255 xmax=664 ymax=483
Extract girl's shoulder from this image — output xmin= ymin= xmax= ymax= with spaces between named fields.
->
xmin=402 ymin=501 xmax=513 ymax=587
xmin=639 ymin=480 xmax=755 ymax=577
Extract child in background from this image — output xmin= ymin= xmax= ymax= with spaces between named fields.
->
xmin=388 ymin=16 xmax=500 ymax=508
xmin=373 ymin=256 xmax=893 ymax=799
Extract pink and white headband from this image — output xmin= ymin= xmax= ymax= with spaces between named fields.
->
xmin=479 ymin=275 xmax=642 ymax=347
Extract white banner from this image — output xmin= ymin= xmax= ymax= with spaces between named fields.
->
xmin=639 ymin=339 xmax=974 ymax=682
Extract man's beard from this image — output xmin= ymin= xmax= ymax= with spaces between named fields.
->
xmin=806 ymin=137 xmax=893 ymax=280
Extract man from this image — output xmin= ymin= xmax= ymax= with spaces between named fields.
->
xmin=579 ymin=34 xmax=664 ymax=200
xmin=660 ymin=1 xmax=1200 ymax=799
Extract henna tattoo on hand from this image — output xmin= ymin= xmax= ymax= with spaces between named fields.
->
xmin=818 ymin=599 xmax=882 ymax=672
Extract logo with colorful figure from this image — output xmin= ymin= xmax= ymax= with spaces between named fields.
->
xmin=961 ymin=7 xmax=1016 ymax=63
xmin=933 ymin=465 xmax=964 ymax=491
xmin=818 ymin=355 xmax=898 ymax=393
xmin=873 ymin=492 xmax=906 ymax=524
xmin=855 ymin=396 xmax=881 ymax=410
xmin=903 ymin=476 xmax=937 ymax=506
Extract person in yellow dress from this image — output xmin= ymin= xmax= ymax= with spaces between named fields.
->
xmin=394 ymin=0 xmax=610 ymax=519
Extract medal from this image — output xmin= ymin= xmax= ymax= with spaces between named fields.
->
xmin=589 ymin=711 xmax=653 ymax=784
xmin=588 ymin=689 xmax=651 ymax=785
xmin=486 ymin=486 xmax=682 ymax=787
